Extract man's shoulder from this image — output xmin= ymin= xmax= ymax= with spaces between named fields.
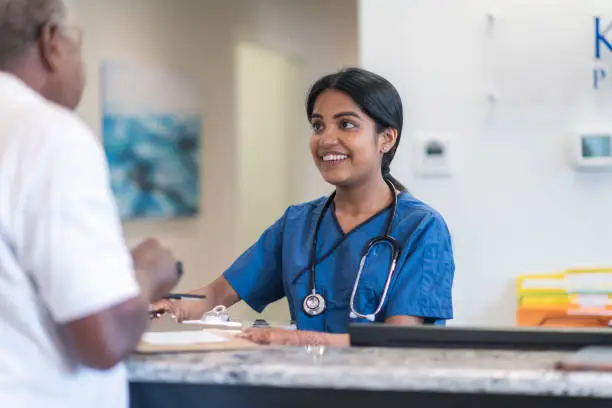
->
xmin=0 ymin=102 xmax=102 ymax=179
xmin=1 ymin=93 xmax=93 ymax=148
xmin=27 ymin=99 xmax=91 ymax=141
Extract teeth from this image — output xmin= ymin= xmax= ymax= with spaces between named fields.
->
xmin=322 ymin=154 xmax=348 ymax=162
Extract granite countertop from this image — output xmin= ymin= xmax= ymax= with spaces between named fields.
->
xmin=126 ymin=346 xmax=612 ymax=398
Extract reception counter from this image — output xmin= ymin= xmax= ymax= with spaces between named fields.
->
xmin=127 ymin=345 xmax=612 ymax=408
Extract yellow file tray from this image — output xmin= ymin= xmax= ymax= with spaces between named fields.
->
xmin=519 ymin=293 xmax=612 ymax=308
xmin=517 ymin=268 xmax=612 ymax=298
xmin=518 ymin=292 xmax=570 ymax=307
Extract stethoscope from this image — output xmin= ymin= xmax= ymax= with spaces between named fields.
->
xmin=302 ymin=177 xmax=401 ymax=322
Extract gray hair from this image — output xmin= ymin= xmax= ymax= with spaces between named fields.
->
xmin=0 ymin=0 xmax=68 ymax=68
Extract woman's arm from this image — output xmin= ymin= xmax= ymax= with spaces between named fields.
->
xmin=385 ymin=315 xmax=424 ymax=325
xmin=151 ymin=275 xmax=240 ymax=321
xmin=239 ymin=316 xmax=424 ymax=347
xmin=152 ymin=210 xmax=289 ymax=321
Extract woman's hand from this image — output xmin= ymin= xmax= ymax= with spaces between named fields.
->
xmin=149 ymin=298 xmax=205 ymax=322
xmin=238 ymin=328 xmax=304 ymax=346
xmin=149 ymin=277 xmax=241 ymax=322
xmin=238 ymin=328 xmax=349 ymax=347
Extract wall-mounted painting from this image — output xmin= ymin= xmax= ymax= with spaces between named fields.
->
xmin=100 ymin=60 xmax=201 ymax=220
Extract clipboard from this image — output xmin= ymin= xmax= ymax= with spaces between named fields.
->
xmin=555 ymin=346 xmax=612 ymax=372
xmin=136 ymin=328 xmax=261 ymax=354
xmin=139 ymin=312 xmax=262 ymax=353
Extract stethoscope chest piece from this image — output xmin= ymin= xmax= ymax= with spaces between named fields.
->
xmin=303 ymin=292 xmax=326 ymax=316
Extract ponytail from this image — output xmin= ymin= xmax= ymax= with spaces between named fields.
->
xmin=384 ymin=173 xmax=407 ymax=193
xmin=381 ymin=144 xmax=407 ymax=193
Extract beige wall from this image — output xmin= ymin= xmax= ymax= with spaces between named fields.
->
xmin=66 ymin=0 xmax=357 ymax=319
xmin=234 ymin=42 xmax=302 ymax=321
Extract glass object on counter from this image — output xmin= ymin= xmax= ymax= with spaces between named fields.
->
xmin=181 ymin=305 xmax=297 ymax=331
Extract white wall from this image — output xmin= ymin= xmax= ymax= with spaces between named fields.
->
xmin=66 ymin=0 xmax=357 ymax=307
xmin=359 ymin=0 xmax=612 ymax=326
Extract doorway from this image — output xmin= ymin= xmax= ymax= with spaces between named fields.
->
xmin=234 ymin=41 xmax=303 ymax=323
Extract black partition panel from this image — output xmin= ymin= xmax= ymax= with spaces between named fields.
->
xmin=348 ymin=324 xmax=612 ymax=350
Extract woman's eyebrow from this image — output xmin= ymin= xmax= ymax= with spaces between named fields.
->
xmin=310 ymin=112 xmax=362 ymax=120
xmin=334 ymin=111 xmax=362 ymax=119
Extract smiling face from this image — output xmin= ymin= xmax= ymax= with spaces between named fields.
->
xmin=309 ymin=89 xmax=396 ymax=188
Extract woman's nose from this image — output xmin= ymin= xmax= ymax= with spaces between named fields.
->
xmin=319 ymin=127 xmax=339 ymax=146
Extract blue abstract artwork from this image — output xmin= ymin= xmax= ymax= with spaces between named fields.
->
xmin=100 ymin=60 xmax=201 ymax=220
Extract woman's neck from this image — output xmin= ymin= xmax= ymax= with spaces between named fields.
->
xmin=334 ymin=175 xmax=393 ymax=217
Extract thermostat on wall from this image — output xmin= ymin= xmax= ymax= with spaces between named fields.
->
xmin=568 ymin=132 xmax=612 ymax=170
xmin=412 ymin=134 xmax=453 ymax=177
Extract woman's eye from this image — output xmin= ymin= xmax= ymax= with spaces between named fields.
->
xmin=311 ymin=122 xmax=323 ymax=132
xmin=341 ymin=121 xmax=356 ymax=129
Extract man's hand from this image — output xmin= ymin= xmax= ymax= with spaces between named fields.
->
xmin=131 ymin=238 xmax=179 ymax=302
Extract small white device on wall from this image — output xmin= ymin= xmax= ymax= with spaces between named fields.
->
xmin=411 ymin=134 xmax=453 ymax=178
xmin=567 ymin=131 xmax=612 ymax=171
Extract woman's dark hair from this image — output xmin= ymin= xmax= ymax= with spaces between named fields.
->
xmin=306 ymin=67 xmax=407 ymax=192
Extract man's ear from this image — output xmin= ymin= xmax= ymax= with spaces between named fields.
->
xmin=380 ymin=128 xmax=398 ymax=153
xmin=37 ymin=23 xmax=63 ymax=72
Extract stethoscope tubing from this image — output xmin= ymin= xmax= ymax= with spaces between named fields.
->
xmin=305 ymin=177 xmax=401 ymax=319
xmin=349 ymin=237 xmax=400 ymax=320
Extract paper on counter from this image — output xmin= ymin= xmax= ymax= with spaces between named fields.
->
xmin=182 ymin=319 xmax=243 ymax=328
xmin=142 ymin=331 xmax=229 ymax=346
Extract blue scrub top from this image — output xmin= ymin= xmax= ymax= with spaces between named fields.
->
xmin=223 ymin=192 xmax=454 ymax=333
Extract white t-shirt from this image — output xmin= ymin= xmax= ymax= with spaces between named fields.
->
xmin=0 ymin=72 xmax=141 ymax=408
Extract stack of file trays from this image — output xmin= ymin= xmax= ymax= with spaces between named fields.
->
xmin=517 ymin=268 xmax=612 ymax=327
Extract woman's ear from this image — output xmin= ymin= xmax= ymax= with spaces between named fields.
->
xmin=380 ymin=128 xmax=398 ymax=154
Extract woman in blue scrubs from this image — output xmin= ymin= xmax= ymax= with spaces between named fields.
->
xmin=153 ymin=68 xmax=455 ymax=346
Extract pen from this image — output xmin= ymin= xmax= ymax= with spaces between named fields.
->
xmin=176 ymin=261 xmax=183 ymax=279
xmin=162 ymin=293 xmax=207 ymax=300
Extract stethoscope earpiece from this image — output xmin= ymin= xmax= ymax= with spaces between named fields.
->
xmin=349 ymin=311 xmax=376 ymax=322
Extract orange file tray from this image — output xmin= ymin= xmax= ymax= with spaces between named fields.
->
xmin=517 ymin=305 xmax=612 ymax=328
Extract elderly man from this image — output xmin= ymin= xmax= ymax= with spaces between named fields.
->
xmin=0 ymin=1 xmax=180 ymax=407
